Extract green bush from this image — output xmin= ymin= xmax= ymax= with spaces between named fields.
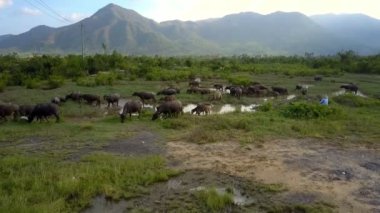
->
xmin=258 ymin=102 xmax=273 ymax=112
xmin=281 ymin=102 xmax=341 ymax=119
xmin=76 ymin=77 xmax=96 ymax=87
xmin=45 ymin=75 xmax=65 ymax=89
xmin=95 ymin=72 xmax=117 ymax=86
xmin=25 ymin=78 xmax=41 ymax=89
xmin=333 ymin=94 xmax=380 ymax=107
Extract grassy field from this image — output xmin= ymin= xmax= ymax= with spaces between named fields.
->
xmin=0 ymin=73 xmax=379 ymax=212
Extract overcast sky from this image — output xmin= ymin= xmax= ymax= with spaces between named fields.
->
xmin=1 ymin=0 xmax=379 ymax=35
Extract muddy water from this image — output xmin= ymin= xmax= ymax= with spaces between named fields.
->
xmin=82 ymin=195 xmax=128 ymax=213
xmin=332 ymin=90 xmax=367 ymax=97
xmin=183 ymin=104 xmax=258 ymax=115
xmin=191 ymin=186 xmax=255 ymax=206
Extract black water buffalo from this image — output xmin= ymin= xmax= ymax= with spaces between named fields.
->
xmin=65 ymin=92 xmax=82 ymax=102
xmin=191 ymin=103 xmax=211 ymax=115
xmin=132 ymin=92 xmax=156 ymax=106
xmin=18 ymin=104 xmax=34 ymax=118
xmin=295 ymin=84 xmax=308 ymax=95
xmin=28 ymin=103 xmax=59 ymax=123
xmin=152 ymin=100 xmax=183 ymax=120
xmin=0 ymin=103 xmax=19 ymax=121
xmin=157 ymin=88 xmax=178 ymax=96
xmin=227 ymin=86 xmax=242 ymax=99
xmin=120 ymin=100 xmax=143 ymax=123
xmin=340 ymin=84 xmax=358 ymax=94
xmin=104 ymin=93 xmax=120 ymax=108
xmin=159 ymin=95 xmax=176 ymax=102
xmin=81 ymin=94 xmax=101 ymax=106
xmin=271 ymin=86 xmax=288 ymax=95
xmin=314 ymin=76 xmax=323 ymax=81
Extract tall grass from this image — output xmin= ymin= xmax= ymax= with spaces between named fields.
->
xmin=0 ymin=154 xmax=178 ymax=212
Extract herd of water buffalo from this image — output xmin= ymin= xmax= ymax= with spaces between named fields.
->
xmin=0 ymin=77 xmax=359 ymax=123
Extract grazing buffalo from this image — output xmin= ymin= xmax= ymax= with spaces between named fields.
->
xmin=314 ymin=76 xmax=323 ymax=81
xmin=18 ymin=104 xmax=34 ymax=118
xmin=189 ymin=80 xmax=200 ymax=87
xmin=340 ymin=84 xmax=358 ymax=94
xmin=51 ymin=97 xmax=66 ymax=105
xmin=81 ymin=94 xmax=101 ymax=106
xmin=152 ymin=100 xmax=183 ymax=121
xmin=191 ymin=103 xmax=211 ymax=115
xmin=65 ymin=92 xmax=82 ymax=102
xmin=213 ymin=84 xmax=224 ymax=91
xmin=159 ymin=95 xmax=176 ymax=102
xmin=0 ymin=103 xmax=19 ymax=121
xmin=295 ymin=84 xmax=308 ymax=95
xmin=271 ymin=86 xmax=288 ymax=95
xmin=104 ymin=93 xmax=120 ymax=108
xmin=120 ymin=100 xmax=143 ymax=123
xmin=132 ymin=92 xmax=156 ymax=106
xmin=157 ymin=88 xmax=178 ymax=96
xmin=28 ymin=103 xmax=59 ymax=123
xmin=227 ymin=86 xmax=242 ymax=99
xmin=209 ymin=90 xmax=222 ymax=101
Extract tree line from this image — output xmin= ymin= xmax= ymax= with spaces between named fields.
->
xmin=0 ymin=51 xmax=379 ymax=90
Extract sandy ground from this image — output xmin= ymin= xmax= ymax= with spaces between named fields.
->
xmin=166 ymin=139 xmax=380 ymax=213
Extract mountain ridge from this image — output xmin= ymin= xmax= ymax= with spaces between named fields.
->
xmin=0 ymin=3 xmax=379 ymax=55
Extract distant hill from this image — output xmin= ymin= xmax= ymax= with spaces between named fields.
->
xmin=311 ymin=14 xmax=380 ymax=54
xmin=0 ymin=3 xmax=379 ymax=55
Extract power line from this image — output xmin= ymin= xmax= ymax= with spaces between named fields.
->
xmin=33 ymin=0 xmax=72 ymax=23
xmin=23 ymin=0 xmax=67 ymax=23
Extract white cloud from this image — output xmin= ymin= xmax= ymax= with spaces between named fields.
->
xmin=65 ymin=12 xmax=88 ymax=22
xmin=0 ymin=0 xmax=12 ymax=9
xmin=21 ymin=7 xmax=42 ymax=16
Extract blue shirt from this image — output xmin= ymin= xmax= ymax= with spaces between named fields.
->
xmin=320 ymin=98 xmax=328 ymax=105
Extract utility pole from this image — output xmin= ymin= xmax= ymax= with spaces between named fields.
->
xmin=81 ymin=23 xmax=87 ymax=74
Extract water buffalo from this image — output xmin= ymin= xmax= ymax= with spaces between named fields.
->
xmin=104 ymin=93 xmax=120 ymax=108
xmin=18 ymin=104 xmax=34 ymax=118
xmin=189 ymin=80 xmax=200 ymax=87
xmin=0 ymin=103 xmax=19 ymax=121
xmin=213 ymin=84 xmax=224 ymax=91
xmin=65 ymin=92 xmax=82 ymax=102
xmin=81 ymin=94 xmax=101 ymax=106
xmin=120 ymin=100 xmax=143 ymax=123
xmin=209 ymin=90 xmax=222 ymax=101
xmin=28 ymin=103 xmax=59 ymax=123
xmin=340 ymin=84 xmax=358 ymax=94
xmin=271 ymin=86 xmax=288 ymax=95
xmin=51 ymin=97 xmax=66 ymax=105
xmin=152 ymin=100 xmax=183 ymax=121
xmin=159 ymin=95 xmax=176 ymax=102
xmin=157 ymin=88 xmax=178 ymax=96
xmin=227 ymin=86 xmax=242 ymax=99
xmin=191 ymin=103 xmax=212 ymax=115
xmin=295 ymin=84 xmax=308 ymax=95
xmin=314 ymin=76 xmax=323 ymax=81
xmin=132 ymin=92 xmax=156 ymax=106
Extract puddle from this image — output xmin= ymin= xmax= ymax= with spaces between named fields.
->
xmin=191 ymin=186 xmax=255 ymax=206
xmin=241 ymin=104 xmax=258 ymax=112
xmin=183 ymin=104 xmax=197 ymax=113
xmin=287 ymin=94 xmax=296 ymax=100
xmin=218 ymin=104 xmax=236 ymax=114
xmin=82 ymin=195 xmax=128 ymax=213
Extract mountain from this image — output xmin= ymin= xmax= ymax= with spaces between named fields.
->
xmin=0 ymin=3 xmax=379 ymax=55
xmin=311 ymin=14 xmax=380 ymax=54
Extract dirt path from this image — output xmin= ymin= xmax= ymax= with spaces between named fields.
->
xmin=166 ymin=139 xmax=380 ymax=213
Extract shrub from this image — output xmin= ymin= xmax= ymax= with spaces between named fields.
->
xmin=76 ymin=77 xmax=96 ymax=87
xmin=45 ymin=75 xmax=65 ymax=89
xmin=258 ymin=102 xmax=273 ymax=112
xmin=281 ymin=102 xmax=341 ymax=119
xmin=333 ymin=94 xmax=380 ymax=107
xmin=95 ymin=72 xmax=117 ymax=86
xmin=25 ymin=78 xmax=41 ymax=89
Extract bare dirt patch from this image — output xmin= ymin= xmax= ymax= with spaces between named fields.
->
xmin=166 ymin=139 xmax=380 ymax=212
